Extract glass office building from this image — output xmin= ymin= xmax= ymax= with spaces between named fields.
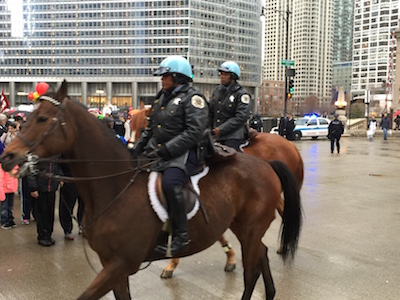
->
xmin=0 ymin=0 xmax=262 ymax=110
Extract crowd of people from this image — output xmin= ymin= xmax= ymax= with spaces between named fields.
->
xmin=0 ymin=112 xmax=84 ymax=247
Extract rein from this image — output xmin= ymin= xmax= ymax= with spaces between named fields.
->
xmin=36 ymin=157 xmax=158 ymax=182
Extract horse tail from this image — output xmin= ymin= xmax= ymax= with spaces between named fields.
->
xmin=268 ymin=160 xmax=303 ymax=262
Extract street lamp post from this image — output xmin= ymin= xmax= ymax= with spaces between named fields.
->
xmin=96 ymin=89 xmax=104 ymax=111
xmin=261 ymin=3 xmax=291 ymax=115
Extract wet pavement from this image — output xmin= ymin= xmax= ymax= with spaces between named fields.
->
xmin=1 ymin=136 xmax=400 ymax=299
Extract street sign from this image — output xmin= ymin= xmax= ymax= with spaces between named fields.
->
xmin=281 ymin=59 xmax=295 ymax=66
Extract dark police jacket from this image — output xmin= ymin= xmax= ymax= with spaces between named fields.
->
xmin=27 ymin=160 xmax=62 ymax=193
xmin=209 ymin=82 xmax=250 ymax=142
xmin=135 ymin=83 xmax=208 ymax=171
xmin=328 ymin=119 xmax=344 ymax=138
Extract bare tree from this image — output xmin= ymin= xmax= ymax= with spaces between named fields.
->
xmin=304 ymin=95 xmax=319 ymax=114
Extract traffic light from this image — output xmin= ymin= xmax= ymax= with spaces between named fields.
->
xmin=287 ymin=93 xmax=292 ymax=99
xmin=289 ymin=78 xmax=294 ymax=93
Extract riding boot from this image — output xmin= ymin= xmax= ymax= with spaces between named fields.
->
xmin=155 ymin=186 xmax=190 ymax=256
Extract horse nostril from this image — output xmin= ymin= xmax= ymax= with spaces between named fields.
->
xmin=0 ymin=153 xmax=14 ymax=164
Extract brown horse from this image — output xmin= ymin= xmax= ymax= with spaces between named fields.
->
xmin=130 ymin=107 xmax=304 ymax=278
xmin=128 ymin=102 xmax=152 ymax=143
xmin=1 ymin=81 xmax=302 ymax=300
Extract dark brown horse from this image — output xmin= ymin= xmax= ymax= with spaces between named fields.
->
xmin=130 ymin=107 xmax=304 ymax=278
xmin=1 ymin=81 xmax=302 ymax=300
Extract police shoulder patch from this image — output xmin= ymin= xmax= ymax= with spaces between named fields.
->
xmin=241 ymin=94 xmax=250 ymax=104
xmin=191 ymin=95 xmax=205 ymax=109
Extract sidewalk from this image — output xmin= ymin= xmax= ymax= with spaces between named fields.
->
xmin=344 ymin=128 xmax=400 ymax=137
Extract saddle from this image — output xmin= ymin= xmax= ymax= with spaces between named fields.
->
xmin=147 ymin=167 xmax=210 ymax=226
xmin=206 ymin=142 xmax=237 ymax=164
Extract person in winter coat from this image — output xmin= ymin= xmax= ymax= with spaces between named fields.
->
xmin=328 ymin=113 xmax=344 ymax=154
xmin=0 ymin=165 xmax=18 ymax=230
xmin=28 ymin=159 xmax=62 ymax=246
xmin=285 ymin=113 xmax=296 ymax=141
xmin=133 ymin=56 xmax=208 ymax=256
xmin=209 ymin=61 xmax=251 ymax=150
xmin=367 ymin=115 xmax=377 ymax=141
xmin=380 ymin=113 xmax=391 ymax=140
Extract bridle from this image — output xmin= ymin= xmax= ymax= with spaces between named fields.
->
xmin=16 ymin=95 xmax=67 ymax=176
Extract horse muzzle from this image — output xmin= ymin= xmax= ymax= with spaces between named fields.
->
xmin=0 ymin=152 xmax=28 ymax=176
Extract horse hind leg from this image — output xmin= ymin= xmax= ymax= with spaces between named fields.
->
xmin=241 ymin=243 xmax=276 ymax=300
xmin=240 ymin=246 xmax=262 ymax=300
xmin=219 ymin=235 xmax=236 ymax=272
xmin=259 ymin=243 xmax=276 ymax=299
xmin=160 ymin=258 xmax=180 ymax=279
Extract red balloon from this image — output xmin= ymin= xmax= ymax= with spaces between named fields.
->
xmin=27 ymin=92 xmax=34 ymax=100
xmin=36 ymin=82 xmax=49 ymax=95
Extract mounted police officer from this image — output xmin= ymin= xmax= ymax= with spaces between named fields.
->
xmin=210 ymin=61 xmax=251 ymax=150
xmin=328 ymin=113 xmax=344 ymax=153
xmin=133 ymin=56 xmax=209 ymax=256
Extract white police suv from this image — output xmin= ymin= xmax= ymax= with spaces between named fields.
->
xmin=292 ymin=115 xmax=330 ymax=140
xmin=270 ymin=115 xmax=330 ymax=140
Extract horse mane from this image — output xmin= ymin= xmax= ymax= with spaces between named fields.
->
xmin=43 ymin=89 xmax=130 ymax=155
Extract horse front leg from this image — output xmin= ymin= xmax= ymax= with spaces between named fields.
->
xmin=219 ymin=235 xmax=236 ymax=272
xmin=77 ymin=267 xmax=130 ymax=300
xmin=113 ymin=276 xmax=131 ymax=300
xmin=160 ymin=258 xmax=180 ymax=279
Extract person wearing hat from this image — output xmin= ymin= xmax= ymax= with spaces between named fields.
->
xmin=133 ymin=56 xmax=208 ymax=256
xmin=328 ymin=113 xmax=344 ymax=153
xmin=209 ymin=61 xmax=251 ymax=150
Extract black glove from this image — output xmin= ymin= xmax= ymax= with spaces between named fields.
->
xmin=157 ymin=145 xmax=171 ymax=160
xmin=129 ymin=147 xmax=142 ymax=158
xmin=131 ymin=141 xmax=144 ymax=153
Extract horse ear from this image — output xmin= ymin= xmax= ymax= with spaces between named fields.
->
xmin=140 ymin=101 xmax=145 ymax=109
xmin=56 ymin=80 xmax=68 ymax=99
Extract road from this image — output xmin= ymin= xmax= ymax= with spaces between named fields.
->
xmin=0 ymin=136 xmax=399 ymax=299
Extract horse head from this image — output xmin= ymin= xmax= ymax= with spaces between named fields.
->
xmin=1 ymin=80 xmax=71 ymax=175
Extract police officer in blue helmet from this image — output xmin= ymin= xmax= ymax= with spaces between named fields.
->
xmin=133 ymin=56 xmax=209 ymax=256
xmin=210 ymin=61 xmax=251 ymax=150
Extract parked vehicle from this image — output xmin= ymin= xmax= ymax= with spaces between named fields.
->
xmin=270 ymin=115 xmax=331 ymax=140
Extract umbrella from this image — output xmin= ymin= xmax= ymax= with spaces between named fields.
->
xmin=393 ymin=110 xmax=400 ymax=117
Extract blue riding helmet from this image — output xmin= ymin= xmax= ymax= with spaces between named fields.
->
xmin=154 ymin=56 xmax=193 ymax=81
xmin=218 ymin=61 xmax=240 ymax=79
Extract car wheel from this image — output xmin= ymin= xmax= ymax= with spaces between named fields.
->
xmin=294 ymin=131 xmax=302 ymax=140
xmin=312 ymin=136 xmax=318 ymax=140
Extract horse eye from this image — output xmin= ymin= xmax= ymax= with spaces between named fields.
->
xmin=37 ymin=116 xmax=48 ymax=123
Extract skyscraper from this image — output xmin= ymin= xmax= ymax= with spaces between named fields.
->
xmin=332 ymin=0 xmax=354 ymax=97
xmin=262 ymin=0 xmax=335 ymax=112
xmin=351 ymin=0 xmax=399 ymax=110
xmin=0 ymin=0 xmax=263 ymax=109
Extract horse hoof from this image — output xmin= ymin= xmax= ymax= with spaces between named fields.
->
xmin=224 ymin=263 xmax=236 ymax=272
xmin=160 ymin=270 xmax=174 ymax=279
xmin=276 ymin=246 xmax=286 ymax=255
